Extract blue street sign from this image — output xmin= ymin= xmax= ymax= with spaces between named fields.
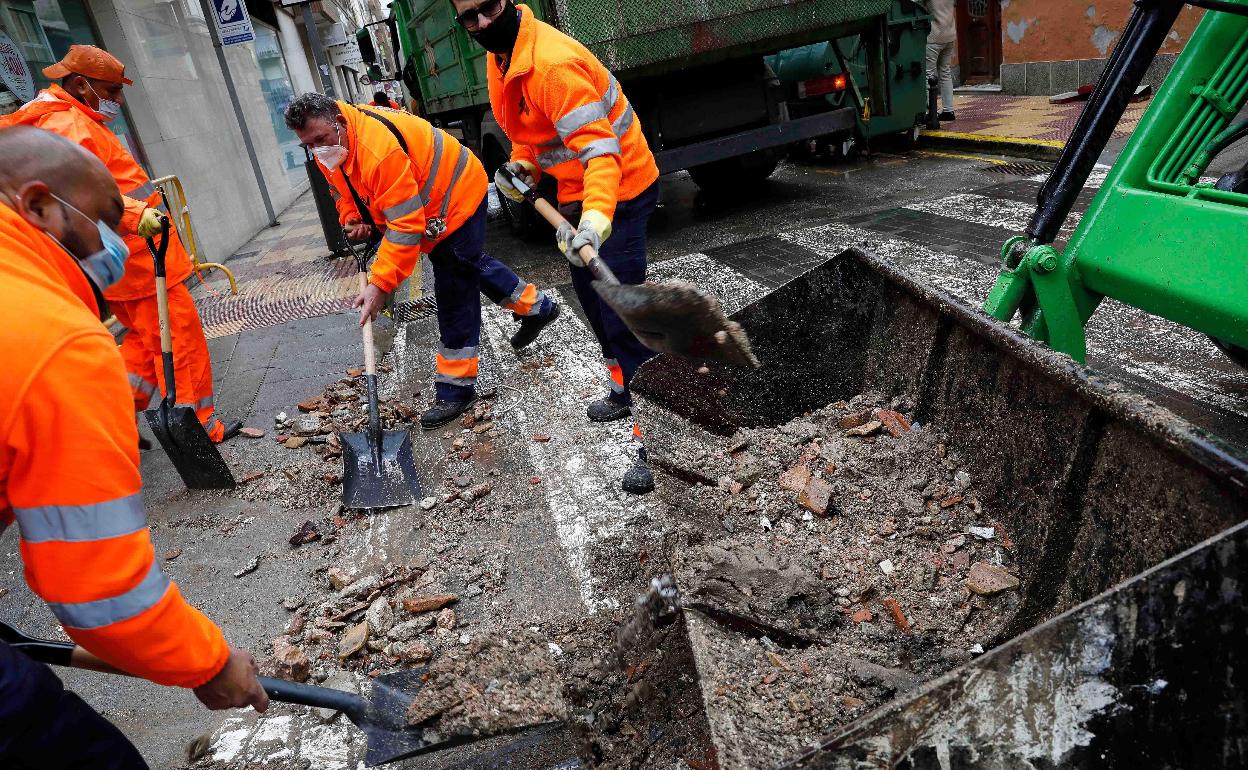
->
xmin=209 ymin=0 xmax=255 ymax=46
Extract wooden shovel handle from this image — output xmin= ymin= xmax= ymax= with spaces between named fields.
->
xmin=527 ymin=197 xmax=619 ymax=286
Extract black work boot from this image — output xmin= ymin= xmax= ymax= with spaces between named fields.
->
xmin=622 ymin=447 xmax=654 ymax=495
xmin=421 ymin=398 xmax=476 ymax=430
xmin=511 ymin=302 xmax=561 ymax=350
xmin=587 ymin=396 xmax=631 ymax=422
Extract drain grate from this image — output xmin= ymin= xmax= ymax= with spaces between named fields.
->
xmin=986 ymin=162 xmax=1055 ymax=177
xmin=392 ymin=296 xmax=438 ymax=322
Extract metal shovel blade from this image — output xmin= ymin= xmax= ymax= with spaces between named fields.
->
xmin=144 ymin=400 xmax=235 ymax=489
xmin=593 ymin=279 xmax=761 ymax=369
xmin=341 ymin=428 xmax=421 ymax=509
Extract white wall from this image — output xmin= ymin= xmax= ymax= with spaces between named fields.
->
xmin=90 ymin=0 xmax=308 ymax=262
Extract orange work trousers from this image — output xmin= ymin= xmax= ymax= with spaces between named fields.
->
xmin=112 ymin=280 xmax=224 ymax=442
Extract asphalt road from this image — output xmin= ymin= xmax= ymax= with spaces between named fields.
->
xmin=2 ymin=141 xmax=1245 ymax=769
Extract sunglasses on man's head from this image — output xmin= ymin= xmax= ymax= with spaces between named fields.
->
xmin=455 ymin=0 xmax=506 ymax=30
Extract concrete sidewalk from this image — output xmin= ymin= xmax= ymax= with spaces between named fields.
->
xmin=920 ymin=91 xmax=1151 ymax=160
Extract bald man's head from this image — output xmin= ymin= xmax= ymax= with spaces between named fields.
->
xmin=0 ymin=126 xmax=124 ymax=262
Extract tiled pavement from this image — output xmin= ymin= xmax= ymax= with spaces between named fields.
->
xmin=941 ymin=92 xmax=1149 ymax=143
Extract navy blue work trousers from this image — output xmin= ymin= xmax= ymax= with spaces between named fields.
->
xmin=0 ymin=640 xmax=148 ymax=769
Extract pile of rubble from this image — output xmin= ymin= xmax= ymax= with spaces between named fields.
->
xmin=662 ymin=392 xmax=1023 ymax=763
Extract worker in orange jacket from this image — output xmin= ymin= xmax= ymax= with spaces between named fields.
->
xmin=285 ymin=93 xmax=561 ymax=428
xmin=0 ymin=45 xmax=241 ymax=445
xmin=0 ymin=126 xmax=267 ymax=768
xmin=457 ymin=0 xmax=661 ymax=493
xmin=372 ymin=90 xmax=403 ymax=110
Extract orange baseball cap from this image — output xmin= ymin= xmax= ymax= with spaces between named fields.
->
xmin=42 ymin=45 xmax=133 ymax=85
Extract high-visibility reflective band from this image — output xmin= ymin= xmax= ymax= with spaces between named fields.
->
xmin=436 ymin=351 xmax=479 ymax=380
xmin=439 ymin=345 xmax=478 ymax=360
xmin=13 ymin=493 xmax=147 ymax=544
xmin=504 ymin=284 xmax=541 ymax=316
xmin=128 ymin=373 xmax=158 ymax=397
xmin=125 ymin=181 xmax=157 ymax=200
xmin=383 ymin=193 xmax=425 ymax=222
xmin=604 ymin=357 xmax=620 ymax=367
xmin=48 ymin=560 xmax=171 ymax=630
xmin=554 ymin=101 xmax=608 ymax=142
xmin=196 ymin=395 xmax=215 ymax=411
xmin=610 ymin=379 xmax=626 ymax=394
xmin=435 ymin=373 xmax=476 ymax=388
xmin=439 ymin=147 xmax=471 ymax=220
xmin=205 ymin=417 xmax=221 ymax=434
xmin=385 ymin=229 xmax=425 ymax=246
xmin=508 ymin=281 xmax=528 ymax=304
xmin=420 ymin=129 xmax=446 ymax=201
xmin=537 ymin=105 xmax=636 ymax=170
xmin=580 ymin=138 xmax=621 ymax=164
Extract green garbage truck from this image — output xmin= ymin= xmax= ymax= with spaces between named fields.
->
xmin=370 ymin=0 xmax=924 ymax=222
xmin=766 ymin=0 xmax=931 ymax=160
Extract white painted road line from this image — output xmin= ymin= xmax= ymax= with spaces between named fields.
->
xmin=903 ymin=192 xmax=1083 ymax=235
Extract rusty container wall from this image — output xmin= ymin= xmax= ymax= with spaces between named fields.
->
xmin=631 ymin=248 xmax=1248 ymax=764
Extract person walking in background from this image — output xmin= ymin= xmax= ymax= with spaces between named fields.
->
xmin=372 ymin=90 xmax=402 ymax=110
xmin=926 ymin=0 xmax=957 ymax=122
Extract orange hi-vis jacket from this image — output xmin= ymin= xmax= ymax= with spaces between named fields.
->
xmin=322 ymin=102 xmax=488 ymax=294
xmin=488 ymin=4 xmax=659 ymax=220
xmin=0 ymin=84 xmax=194 ymax=302
xmin=0 ymin=204 xmax=229 ymax=687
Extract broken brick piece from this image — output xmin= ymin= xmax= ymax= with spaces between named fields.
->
xmin=940 ymin=494 xmax=964 ymax=509
xmin=846 ymin=421 xmax=883 ymax=437
xmin=298 ymin=396 xmax=328 ymax=413
xmin=239 ymin=427 xmax=265 ymax=438
xmin=532 ymin=433 xmax=552 ymax=443
xmin=851 ymin=608 xmax=873 ymax=623
xmin=402 ymin=593 xmax=459 ymax=615
xmin=873 ymin=409 xmax=912 ymax=438
xmin=779 ymin=463 xmax=812 ymax=493
xmin=881 ymin=597 xmax=911 ymax=634
xmin=837 ymin=410 xmax=873 ymax=430
xmin=798 ymin=478 xmax=834 ymax=516
xmin=966 ymin=562 xmax=1020 ymax=595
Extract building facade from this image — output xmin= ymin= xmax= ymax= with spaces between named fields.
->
xmin=0 ymin=0 xmax=385 ymax=262
xmin=949 ymin=0 xmax=1205 ymax=96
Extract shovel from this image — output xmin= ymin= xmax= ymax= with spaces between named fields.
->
xmin=497 ymin=166 xmax=760 ymax=369
xmin=340 ymin=237 xmax=421 ymax=509
xmin=0 ymin=621 xmax=441 ymax=766
xmin=143 ymin=216 xmax=235 ymax=490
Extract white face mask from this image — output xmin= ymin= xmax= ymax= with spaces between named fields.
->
xmin=311 ymin=123 xmax=348 ymax=170
xmin=86 ymin=82 xmax=122 ymax=121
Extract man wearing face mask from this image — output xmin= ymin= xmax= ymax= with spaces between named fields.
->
xmin=284 ymin=92 xmax=562 ymax=429
xmin=0 ymin=45 xmax=241 ymax=446
xmin=454 ymin=0 xmax=661 ymax=493
xmin=0 ymin=126 xmax=269 ymax=768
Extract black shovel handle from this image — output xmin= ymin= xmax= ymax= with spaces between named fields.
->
xmin=342 ymin=236 xmax=385 ymax=460
xmin=145 ymin=216 xmax=176 ymax=405
xmin=0 ymin=621 xmax=368 ymax=714
xmin=497 ymin=165 xmax=619 ymax=286
xmin=258 ymin=675 xmax=367 ymax=715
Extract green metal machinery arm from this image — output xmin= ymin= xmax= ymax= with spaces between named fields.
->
xmin=985 ymin=0 xmax=1248 ymax=362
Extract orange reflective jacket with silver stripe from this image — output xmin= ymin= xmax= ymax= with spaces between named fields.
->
xmin=320 ymin=102 xmax=488 ymax=294
xmin=0 ymin=84 xmax=194 ymax=302
xmin=0 ymin=204 xmax=229 ymax=688
xmin=487 ymin=5 xmax=659 ymax=220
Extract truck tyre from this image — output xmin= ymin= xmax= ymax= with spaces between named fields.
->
xmin=1211 ymin=336 xmax=1248 ymax=370
xmin=688 ymin=150 xmax=779 ymax=190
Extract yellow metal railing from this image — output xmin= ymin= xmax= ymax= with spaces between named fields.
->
xmin=151 ymin=174 xmax=239 ymax=294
